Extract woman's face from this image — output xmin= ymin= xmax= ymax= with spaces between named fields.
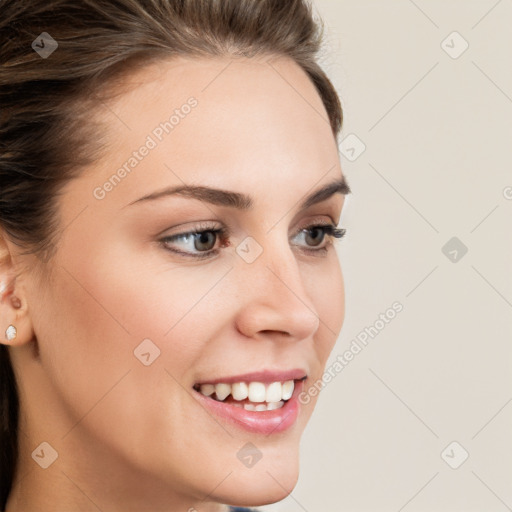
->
xmin=15 ymin=55 xmax=348 ymax=509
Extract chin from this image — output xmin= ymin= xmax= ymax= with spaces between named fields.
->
xmin=221 ymin=475 xmax=300 ymax=508
xmin=214 ymin=447 xmax=301 ymax=508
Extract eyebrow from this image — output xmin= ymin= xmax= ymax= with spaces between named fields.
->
xmin=126 ymin=176 xmax=351 ymax=210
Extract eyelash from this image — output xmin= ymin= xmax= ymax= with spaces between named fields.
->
xmin=159 ymin=222 xmax=346 ymax=260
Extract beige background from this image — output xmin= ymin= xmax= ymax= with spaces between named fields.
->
xmin=264 ymin=1 xmax=512 ymax=511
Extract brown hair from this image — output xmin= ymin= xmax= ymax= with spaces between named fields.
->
xmin=0 ymin=0 xmax=343 ymax=507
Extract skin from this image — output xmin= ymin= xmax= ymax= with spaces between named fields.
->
xmin=0 ymin=54 xmax=348 ymax=511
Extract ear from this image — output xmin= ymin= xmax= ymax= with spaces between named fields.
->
xmin=0 ymin=229 xmax=35 ymax=348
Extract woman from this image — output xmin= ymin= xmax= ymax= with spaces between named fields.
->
xmin=0 ymin=0 xmax=350 ymax=510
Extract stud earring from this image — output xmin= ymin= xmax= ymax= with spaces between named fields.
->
xmin=5 ymin=325 xmax=17 ymax=341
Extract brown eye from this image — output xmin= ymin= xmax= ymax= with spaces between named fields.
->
xmin=304 ymin=227 xmax=325 ymax=247
xmin=160 ymin=226 xmax=227 ymax=259
xmin=291 ymin=224 xmax=346 ymax=253
xmin=194 ymin=231 xmax=217 ymax=251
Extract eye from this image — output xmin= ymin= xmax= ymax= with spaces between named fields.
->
xmin=159 ymin=222 xmax=346 ymax=259
xmin=159 ymin=222 xmax=228 ymax=259
xmin=291 ymin=224 xmax=346 ymax=253
xmin=175 ymin=231 xmax=216 ymax=252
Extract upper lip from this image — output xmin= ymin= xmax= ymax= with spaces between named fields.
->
xmin=194 ymin=368 xmax=307 ymax=386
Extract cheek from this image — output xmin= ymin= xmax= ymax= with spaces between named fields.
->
xmin=47 ymin=256 xmax=231 ymax=383
xmin=294 ymin=254 xmax=344 ymax=422
xmin=33 ymin=241 xmax=240 ymax=475
xmin=304 ymin=253 xmax=345 ymax=363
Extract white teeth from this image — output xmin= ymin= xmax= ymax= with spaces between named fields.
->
xmin=197 ymin=378 xmax=299 ymax=405
xmin=282 ymin=380 xmax=294 ymax=400
xmin=232 ymin=382 xmax=248 ymax=401
xmin=244 ymin=401 xmax=285 ymax=411
xmin=215 ymin=383 xmax=231 ymax=401
xmin=248 ymin=382 xmax=266 ymax=402
xmin=266 ymin=382 xmax=282 ymax=402
xmin=267 ymin=401 xmax=285 ymax=410
xmin=200 ymin=384 xmax=215 ymax=397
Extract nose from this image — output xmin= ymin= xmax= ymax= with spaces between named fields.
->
xmin=234 ymin=242 xmax=321 ymax=342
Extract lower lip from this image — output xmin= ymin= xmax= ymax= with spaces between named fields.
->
xmin=192 ymin=380 xmax=304 ymax=435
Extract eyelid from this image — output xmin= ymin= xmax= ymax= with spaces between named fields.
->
xmin=293 ymin=216 xmax=338 ymax=233
xmin=159 ymin=220 xmax=223 ymax=238
xmin=158 ymin=214 xmax=339 ymax=238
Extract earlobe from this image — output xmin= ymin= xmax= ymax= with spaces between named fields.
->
xmin=0 ymin=231 xmax=36 ymax=348
xmin=0 ymin=277 xmax=33 ymax=348
xmin=1 ymin=279 xmax=18 ymax=345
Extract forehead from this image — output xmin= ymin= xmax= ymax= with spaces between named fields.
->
xmin=78 ymin=55 xmax=342 ymax=211
xmin=107 ymin=55 xmax=333 ymax=146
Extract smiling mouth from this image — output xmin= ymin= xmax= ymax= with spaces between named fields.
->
xmin=192 ymin=377 xmax=306 ymax=412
